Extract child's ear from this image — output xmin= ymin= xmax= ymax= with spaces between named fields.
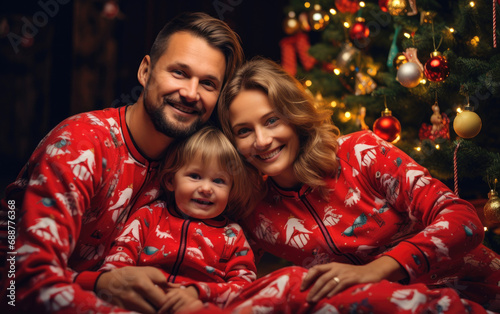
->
xmin=164 ymin=176 xmax=175 ymax=192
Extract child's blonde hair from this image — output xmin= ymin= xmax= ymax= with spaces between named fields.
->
xmin=161 ymin=126 xmax=254 ymax=219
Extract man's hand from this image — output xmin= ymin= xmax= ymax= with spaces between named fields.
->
xmin=158 ymin=284 xmax=203 ymax=314
xmin=95 ymin=266 xmax=168 ymax=313
xmin=300 ymin=256 xmax=407 ymax=303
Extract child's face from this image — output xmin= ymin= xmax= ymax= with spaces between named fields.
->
xmin=166 ymin=155 xmax=232 ymax=219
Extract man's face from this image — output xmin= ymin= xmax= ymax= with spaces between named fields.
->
xmin=141 ymin=31 xmax=226 ymax=139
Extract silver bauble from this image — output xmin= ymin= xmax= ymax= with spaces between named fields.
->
xmin=396 ymin=62 xmax=422 ymax=88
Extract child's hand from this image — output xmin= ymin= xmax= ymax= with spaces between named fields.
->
xmin=158 ymin=284 xmax=202 ymax=314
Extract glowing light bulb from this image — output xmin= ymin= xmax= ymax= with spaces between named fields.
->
xmin=415 ymin=147 xmax=422 ymax=151
xmin=330 ymin=101 xmax=337 ymax=108
xmin=333 ymin=68 xmax=341 ymax=75
xmin=304 ymin=2 xmax=311 ymax=8
xmin=305 ymin=80 xmax=312 ymax=87
xmin=404 ymin=32 xmax=411 ymax=38
xmin=359 ymin=2 xmax=365 ymax=7
xmin=435 ymin=144 xmax=440 ymax=149
xmin=469 ymin=1 xmax=475 ymax=7
xmin=344 ymin=22 xmax=350 ymax=28
xmin=330 ymin=8 xmax=337 ymax=15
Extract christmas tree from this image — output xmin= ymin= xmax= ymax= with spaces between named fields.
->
xmin=279 ymin=0 xmax=500 ymax=252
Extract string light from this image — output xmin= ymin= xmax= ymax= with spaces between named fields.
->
xmin=304 ymin=2 xmax=311 ymax=8
xmin=469 ymin=1 xmax=475 ymax=7
xmin=305 ymin=80 xmax=312 ymax=87
xmin=456 ymin=107 xmax=463 ymax=113
xmin=345 ymin=111 xmax=352 ymax=119
xmin=330 ymin=101 xmax=337 ymax=108
xmin=448 ymin=27 xmax=455 ymax=33
xmin=415 ymin=146 xmax=422 ymax=151
xmin=435 ymin=144 xmax=440 ymax=149
xmin=404 ymin=32 xmax=411 ymax=38
xmin=333 ymin=68 xmax=341 ymax=75
xmin=484 ymin=226 xmax=488 ymax=232
xmin=420 ymin=78 xmax=427 ymax=84
xmin=344 ymin=22 xmax=350 ymax=28
xmin=359 ymin=1 xmax=365 ymax=7
xmin=330 ymin=8 xmax=337 ymax=15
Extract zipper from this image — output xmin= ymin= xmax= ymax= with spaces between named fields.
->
xmin=299 ymin=192 xmax=362 ymax=265
xmin=168 ymin=219 xmax=190 ymax=283
xmin=118 ymin=163 xmax=153 ymax=223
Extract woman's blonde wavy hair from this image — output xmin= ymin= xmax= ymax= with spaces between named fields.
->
xmin=160 ymin=126 xmax=254 ymax=219
xmin=219 ymin=58 xmax=340 ymax=200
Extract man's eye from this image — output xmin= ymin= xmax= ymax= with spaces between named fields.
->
xmin=201 ymin=80 xmax=216 ymax=90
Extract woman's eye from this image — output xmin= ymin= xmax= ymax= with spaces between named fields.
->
xmin=236 ymin=128 xmax=250 ymax=136
xmin=267 ymin=117 xmax=279 ymax=125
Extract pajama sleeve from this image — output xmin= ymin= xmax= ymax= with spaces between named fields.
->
xmin=0 ymin=119 xmax=130 ymax=313
xmin=189 ymin=225 xmax=257 ymax=307
xmin=99 ymin=207 xmax=152 ymax=270
xmin=352 ymin=131 xmax=484 ymax=281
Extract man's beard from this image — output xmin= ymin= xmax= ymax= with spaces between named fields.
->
xmin=144 ymin=93 xmax=203 ymax=140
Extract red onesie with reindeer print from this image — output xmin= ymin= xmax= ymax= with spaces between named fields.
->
xmin=99 ymin=201 xmax=257 ymax=308
xmin=238 ymin=131 xmax=500 ymax=312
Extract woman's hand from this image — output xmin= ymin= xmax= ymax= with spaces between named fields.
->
xmin=300 ymin=256 xmax=407 ymax=303
xmin=95 ymin=266 xmax=168 ymax=313
xmin=158 ymin=284 xmax=203 ymax=314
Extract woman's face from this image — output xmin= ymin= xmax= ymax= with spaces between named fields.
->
xmin=228 ymin=89 xmax=300 ymax=188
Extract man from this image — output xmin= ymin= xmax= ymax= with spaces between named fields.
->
xmin=0 ymin=12 xmax=243 ymax=313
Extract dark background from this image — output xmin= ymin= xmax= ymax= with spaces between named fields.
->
xmin=0 ymin=0 xmax=288 ymax=193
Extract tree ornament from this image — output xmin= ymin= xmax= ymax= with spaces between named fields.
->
xmin=373 ymin=103 xmax=401 ymax=142
xmin=424 ymin=51 xmax=450 ymax=82
xmin=335 ymin=0 xmax=360 ymax=14
xmin=387 ymin=0 xmax=409 ymax=15
xmin=484 ymin=179 xmax=500 ymax=225
xmin=379 ymin=0 xmax=389 ymax=12
xmin=354 ymin=72 xmax=377 ymax=95
xmin=397 ymin=62 xmax=422 ymax=88
xmin=308 ymin=4 xmax=329 ymax=31
xmin=280 ymin=32 xmax=316 ymax=76
xmin=283 ymin=11 xmax=300 ymax=35
xmin=392 ymin=52 xmax=408 ymax=69
xmin=387 ymin=25 xmax=402 ymax=69
xmin=349 ymin=17 xmax=370 ymax=43
xmin=102 ymin=0 xmax=120 ymax=20
xmin=419 ymin=99 xmax=450 ymax=141
xmin=336 ymin=42 xmax=360 ymax=73
xmin=453 ymin=104 xmax=482 ymax=138
xmin=396 ymin=48 xmax=423 ymax=88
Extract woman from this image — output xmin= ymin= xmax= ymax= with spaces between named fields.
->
xmin=217 ymin=58 xmax=500 ymax=312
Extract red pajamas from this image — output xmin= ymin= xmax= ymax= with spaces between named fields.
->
xmin=0 ymin=106 xmax=161 ymax=313
xmin=100 ymin=201 xmax=257 ymax=307
xmin=239 ymin=131 xmax=500 ymax=311
xmin=194 ymin=266 xmax=491 ymax=313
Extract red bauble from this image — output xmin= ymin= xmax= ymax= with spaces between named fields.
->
xmin=373 ymin=108 xmax=401 ymax=142
xmin=335 ymin=0 xmax=360 ymax=13
xmin=424 ymin=52 xmax=450 ymax=82
xmin=349 ymin=18 xmax=370 ymax=42
xmin=379 ymin=0 xmax=389 ymax=12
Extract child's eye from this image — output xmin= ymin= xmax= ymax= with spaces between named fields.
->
xmin=188 ymin=173 xmax=201 ymax=180
xmin=213 ymin=178 xmax=226 ymax=184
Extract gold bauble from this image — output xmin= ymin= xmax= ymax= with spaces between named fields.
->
xmin=393 ymin=52 xmax=408 ymax=70
xmin=308 ymin=4 xmax=329 ymax=31
xmin=387 ymin=0 xmax=409 ymax=16
xmin=453 ymin=107 xmax=482 ymax=138
xmin=484 ymin=190 xmax=500 ymax=225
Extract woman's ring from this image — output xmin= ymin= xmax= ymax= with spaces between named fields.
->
xmin=333 ymin=277 xmax=340 ymax=284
